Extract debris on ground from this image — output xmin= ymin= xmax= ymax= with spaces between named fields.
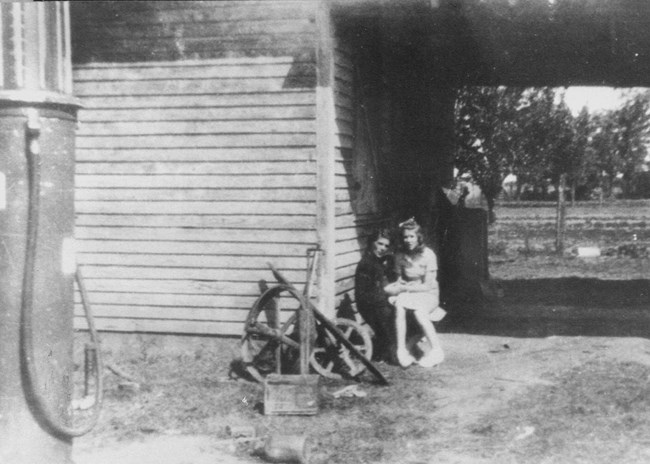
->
xmin=329 ymin=384 xmax=367 ymax=398
xmin=514 ymin=426 xmax=535 ymax=441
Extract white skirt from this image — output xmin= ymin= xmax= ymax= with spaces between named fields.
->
xmin=390 ymin=289 xmax=439 ymax=312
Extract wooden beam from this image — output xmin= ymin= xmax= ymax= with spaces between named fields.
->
xmin=316 ymin=0 xmax=336 ymax=319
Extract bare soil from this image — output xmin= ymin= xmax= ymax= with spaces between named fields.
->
xmin=73 ymin=256 xmax=650 ymax=464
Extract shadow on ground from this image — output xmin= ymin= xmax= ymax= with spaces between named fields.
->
xmin=442 ymin=277 xmax=650 ymax=338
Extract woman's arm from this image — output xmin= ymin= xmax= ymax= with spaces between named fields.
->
xmin=404 ymin=269 xmax=436 ymax=292
xmin=384 ymin=280 xmax=406 ymax=296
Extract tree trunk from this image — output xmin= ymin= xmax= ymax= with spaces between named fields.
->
xmin=555 ymin=174 xmax=567 ymax=254
xmin=486 ymin=195 xmax=496 ymax=224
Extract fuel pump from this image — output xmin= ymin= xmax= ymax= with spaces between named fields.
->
xmin=0 ymin=4 xmax=99 ymax=463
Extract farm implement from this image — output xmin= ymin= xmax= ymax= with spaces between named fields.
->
xmin=240 ymin=250 xmax=388 ymax=386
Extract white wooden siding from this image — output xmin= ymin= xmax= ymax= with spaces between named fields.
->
xmin=73 ymin=56 xmax=317 ymax=336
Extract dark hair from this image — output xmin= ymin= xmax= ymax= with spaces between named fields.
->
xmin=398 ymin=217 xmax=425 ymax=250
xmin=366 ymin=228 xmax=391 ymax=250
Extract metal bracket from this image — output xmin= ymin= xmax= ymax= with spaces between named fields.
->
xmin=25 ymin=108 xmax=41 ymax=155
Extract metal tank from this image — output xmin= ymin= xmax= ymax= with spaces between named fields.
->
xmin=0 ymin=3 xmax=81 ymax=463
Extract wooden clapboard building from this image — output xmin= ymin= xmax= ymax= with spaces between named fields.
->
xmin=68 ymin=0 xmax=457 ymax=335
xmin=65 ymin=0 xmax=650 ymax=336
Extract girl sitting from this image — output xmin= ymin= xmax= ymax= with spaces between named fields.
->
xmin=385 ymin=218 xmax=445 ymax=368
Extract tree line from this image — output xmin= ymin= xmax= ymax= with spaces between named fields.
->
xmin=454 ymin=87 xmax=650 ymax=221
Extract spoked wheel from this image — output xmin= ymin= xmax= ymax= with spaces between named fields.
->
xmin=310 ymin=318 xmax=373 ymax=380
xmin=240 ymin=284 xmax=307 ymax=383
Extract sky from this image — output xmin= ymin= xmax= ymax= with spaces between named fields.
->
xmin=563 ymin=86 xmax=642 ymax=116
xmin=564 ymin=86 xmax=650 ymax=164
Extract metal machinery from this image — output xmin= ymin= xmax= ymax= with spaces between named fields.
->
xmin=0 ymin=3 xmax=91 ymax=463
xmin=241 ymin=253 xmax=388 ymax=386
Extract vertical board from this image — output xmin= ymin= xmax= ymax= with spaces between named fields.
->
xmin=331 ymin=32 xmax=389 ymax=318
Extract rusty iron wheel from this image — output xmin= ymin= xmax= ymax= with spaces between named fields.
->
xmin=240 ymin=284 xmax=305 ymax=382
xmin=309 ymin=318 xmax=373 ymax=380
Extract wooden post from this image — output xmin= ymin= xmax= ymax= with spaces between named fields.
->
xmin=299 ymin=249 xmax=320 ymax=374
xmin=315 ymin=0 xmax=336 ymax=320
xmin=555 ymin=173 xmax=567 ymax=254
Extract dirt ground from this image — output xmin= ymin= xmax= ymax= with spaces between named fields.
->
xmin=72 ymin=256 xmax=650 ymax=464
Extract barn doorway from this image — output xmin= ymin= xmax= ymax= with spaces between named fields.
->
xmin=446 ymin=84 xmax=650 ymax=337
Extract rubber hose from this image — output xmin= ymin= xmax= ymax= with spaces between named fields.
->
xmin=21 ymin=130 xmax=103 ymax=438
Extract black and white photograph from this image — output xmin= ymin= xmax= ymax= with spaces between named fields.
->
xmin=1 ymin=1 xmax=650 ymax=463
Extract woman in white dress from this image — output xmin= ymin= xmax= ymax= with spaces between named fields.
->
xmin=385 ymin=218 xmax=445 ymax=368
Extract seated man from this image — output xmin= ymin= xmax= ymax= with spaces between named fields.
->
xmin=354 ymin=229 xmax=397 ymax=364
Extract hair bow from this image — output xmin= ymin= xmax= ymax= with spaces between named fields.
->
xmin=398 ymin=217 xmax=418 ymax=228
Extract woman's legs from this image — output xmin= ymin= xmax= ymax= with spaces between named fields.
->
xmin=394 ymin=303 xmax=414 ymax=367
xmin=413 ymin=309 xmax=444 ymax=367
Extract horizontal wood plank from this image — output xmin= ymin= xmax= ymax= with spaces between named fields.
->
xmin=75 ymin=226 xmax=316 ymax=244
xmin=75 ymin=174 xmax=316 ymax=189
xmin=335 ymin=263 xmax=358 ymax=283
xmin=335 ymin=249 xmax=364 ymax=270
xmin=76 ymin=147 xmax=315 ymax=162
xmin=76 ymin=133 xmax=316 ymax=149
xmin=335 ymin=213 xmax=387 ymax=229
xmin=73 ymin=291 xmax=299 ymax=310
xmin=90 ymin=22 xmax=315 ymax=45
xmin=73 ymin=304 xmax=298 ymax=325
xmin=77 ymin=119 xmax=315 ymax=136
xmin=74 ymin=317 xmax=245 ymax=336
xmin=333 ymin=105 xmax=353 ymax=122
xmin=75 ymin=214 xmax=316 ymax=229
xmin=74 ymin=77 xmax=315 ymax=96
xmin=78 ymin=106 xmax=316 ymax=122
xmin=77 ymin=279 xmax=259 ymax=296
xmin=82 ymin=2 xmax=316 ymax=25
xmin=74 ymin=54 xmax=313 ymax=69
xmin=116 ymin=1 xmax=313 ymax=11
xmin=76 ymin=239 xmax=313 ymax=256
xmin=77 ymin=253 xmax=313 ymax=270
xmin=74 ymin=304 xmax=251 ymax=322
xmin=75 ymin=161 xmax=316 ymax=176
xmin=82 ymin=36 xmax=316 ymax=58
xmin=334 ymin=120 xmax=354 ymax=137
xmin=76 ymin=91 xmax=315 ymax=109
xmin=76 ymin=264 xmax=353 ymax=284
xmin=333 ymin=236 xmax=364 ymax=256
xmin=75 ymin=187 xmax=317 ymax=202
xmin=335 ymin=277 xmax=355 ymax=295
xmin=77 ymin=265 xmax=308 ymax=283
xmin=75 ymin=200 xmax=316 ymax=216
xmin=63 ymin=200 xmax=346 ymax=217
xmin=74 ymin=60 xmax=315 ymax=81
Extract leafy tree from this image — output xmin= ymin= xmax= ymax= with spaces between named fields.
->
xmin=515 ymin=88 xmax=579 ymax=196
xmin=589 ymin=113 xmax=618 ymax=197
xmin=454 ymin=86 xmax=526 ymax=221
xmin=454 ymin=86 xmax=649 ymax=217
xmin=611 ymin=91 xmax=650 ymax=197
xmin=516 ymin=88 xmax=580 ymax=252
xmin=567 ymin=107 xmax=595 ymax=201
xmin=589 ymin=91 xmax=650 ymax=198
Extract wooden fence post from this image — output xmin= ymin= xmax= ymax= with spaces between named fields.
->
xmin=555 ymin=173 xmax=567 ymax=254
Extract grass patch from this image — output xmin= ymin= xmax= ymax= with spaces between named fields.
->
xmin=470 ymin=361 xmax=650 ymax=464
